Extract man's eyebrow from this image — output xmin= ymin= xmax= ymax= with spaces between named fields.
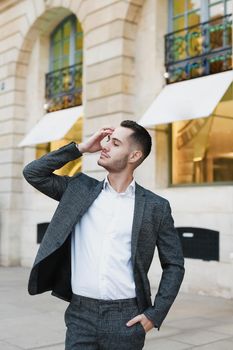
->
xmin=112 ymin=137 xmax=123 ymax=143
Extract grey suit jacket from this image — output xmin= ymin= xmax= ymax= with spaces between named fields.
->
xmin=23 ymin=141 xmax=184 ymax=329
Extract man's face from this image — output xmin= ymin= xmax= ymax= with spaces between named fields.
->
xmin=97 ymin=126 xmax=135 ymax=172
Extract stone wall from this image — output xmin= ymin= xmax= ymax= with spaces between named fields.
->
xmin=0 ymin=0 xmax=232 ymax=299
xmin=0 ymin=0 xmax=144 ymax=265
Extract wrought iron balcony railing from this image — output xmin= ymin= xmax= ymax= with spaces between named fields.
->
xmin=165 ymin=14 xmax=232 ymax=84
xmin=45 ymin=63 xmax=82 ymax=112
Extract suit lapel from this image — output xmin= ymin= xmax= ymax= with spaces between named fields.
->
xmin=57 ymin=178 xmax=104 ymax=242
xmin=77 ymin=180 xmax=104 ymax=217
xmin=131 ymin=183 xmax=146 ymax=268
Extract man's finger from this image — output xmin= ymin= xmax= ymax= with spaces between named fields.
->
xmin=100 ymin=127 xmax=115 ymax=135
xmin=102 ymin=126 xmax=115 ymax=131
xmin=101 ymin=129 xmax=114 ymax=134
xmin=99 ymin=129 xmax=114 ymax=141
xmin=126 ymin=315 xmax=142 ymax=327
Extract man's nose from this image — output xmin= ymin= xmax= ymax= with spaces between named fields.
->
xmin=101 ymin=139 xmax=110 ymax=151
xmin=102 ymin=144 xmax=110 ymax=152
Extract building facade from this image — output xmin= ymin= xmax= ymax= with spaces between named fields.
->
xmin=0 ymin=0 xmax=232 ymax=298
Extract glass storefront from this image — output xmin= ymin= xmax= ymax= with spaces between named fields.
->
xmin=171 ymin=84 xmax=233 ymax=184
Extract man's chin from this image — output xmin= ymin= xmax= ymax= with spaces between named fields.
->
xmin=97 ymin=158 xmax=109 ymax=170
xmin=97 ymin=158 xmax=106 ymax=168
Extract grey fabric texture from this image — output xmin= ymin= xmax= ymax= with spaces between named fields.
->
xmin=23 ymin=141 xmax=185 ymax=329
xmin=65 ymin=294 xmax=146 ymax=349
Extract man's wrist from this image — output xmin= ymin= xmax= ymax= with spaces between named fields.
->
xmin=75 ymin=143 xmax=85 ymax=154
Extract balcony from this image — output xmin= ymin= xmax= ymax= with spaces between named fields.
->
xmin=45 ymin=63 xmax=82 ymax=113
xmin=165 ymin=14 xmax=232 ymax=84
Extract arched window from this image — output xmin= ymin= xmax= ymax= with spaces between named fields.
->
xmin=38 ymin=15 xmax=83 ymax=175
xmin=45 ymin=15 xmax=83 ymax=112
xmin=50 ymin=14 xmax=83 ymax=71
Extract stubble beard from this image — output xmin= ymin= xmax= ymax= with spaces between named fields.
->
xmin=97 ymin=156 xmax=128 ymax=173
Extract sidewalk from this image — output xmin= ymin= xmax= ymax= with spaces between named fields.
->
xmin=0 ymin=267 xmax=233 ymax=350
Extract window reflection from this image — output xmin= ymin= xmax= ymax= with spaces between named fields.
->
xmin=187 ymin=0 xmax=201 ymax=11
xmin=173 ymin=16 xmax=185 ymax=31
xmin=188 ymin=11 xmax=200 ymax=26
xmin=173 ymin=0 xmax=185 ymax=16
xmin=209 ymin=3 xmax=225 ymax=19
xmin=226 ymin=0 xmax=232 ymax=14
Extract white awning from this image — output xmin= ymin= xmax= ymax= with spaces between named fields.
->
xmin=18 ymin=105 xmax=83 ymax=147
xmin=138 ymin=70 xmax=233 ymax=127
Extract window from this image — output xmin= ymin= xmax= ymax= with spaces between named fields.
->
xmin=166 ymin=0 xmax=232 ymax=82
xmin=37 ymin=15 xmax=84 ymax=175
xmin=50 ymin=15 xmax=83 ymax=71
xmin=168 ymin=1 xmax=233 ymax=185
xmin=169 ymin=0 xmax=232 ymax=32
xmin=209 ymin=0 xmax=232 ymax=20
xmin=171 ymin=84 xmax=233 ymax=185
xmin=171 ymin=0 xmax=201 ymax=31
xmin=46 ymin=15 xmax=83 ymax=112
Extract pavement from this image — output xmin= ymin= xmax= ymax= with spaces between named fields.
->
xmin=0 ymin=267 xmax=233 ymax=350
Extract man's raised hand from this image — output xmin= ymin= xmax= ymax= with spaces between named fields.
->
xmin=78 ymin=127 xmax=115 ymax=154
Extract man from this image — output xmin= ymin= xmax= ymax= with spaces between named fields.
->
xmin=23 ymin=120 xmax=185 ymax=350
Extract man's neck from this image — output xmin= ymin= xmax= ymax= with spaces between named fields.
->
xmin=107 ymin=173 xmax=134 ymax=193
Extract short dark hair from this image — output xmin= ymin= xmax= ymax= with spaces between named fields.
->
xmin=120 ymin=120 xmax=152 ymax=161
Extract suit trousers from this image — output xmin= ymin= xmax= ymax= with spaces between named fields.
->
xmin=64 ymin=294 xmax=146 ymax=350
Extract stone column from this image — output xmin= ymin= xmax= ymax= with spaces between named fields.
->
xmin=79 ymin=0 xmax=143 ymax=179
xmin=0 ymin=1 xmax=31 ymax=265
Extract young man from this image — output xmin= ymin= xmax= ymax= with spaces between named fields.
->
xmin=23 ymin=120 xmax=185 ymax=350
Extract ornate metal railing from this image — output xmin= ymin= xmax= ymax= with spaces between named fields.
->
xmin=45 ymin=63 xmax=82 ymax=112
xmin=165 ymin=14 xmax=232 ymax=84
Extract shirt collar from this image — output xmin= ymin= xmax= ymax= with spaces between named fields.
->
xmin=103 ymin=176 xmax=135 ymax=196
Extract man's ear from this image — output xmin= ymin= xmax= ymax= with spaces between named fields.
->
xmin=129 ymin=150 xmax=143 ymax=164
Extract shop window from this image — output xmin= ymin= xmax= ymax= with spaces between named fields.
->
xmin=36 ymin=117 xmax=83 ymax=176
xmin=171 ymin=84 xmax=233 ymax=184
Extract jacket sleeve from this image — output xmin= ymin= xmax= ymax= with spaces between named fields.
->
xmin=22 ymin=141 xmax=83 ymax=201
xmin=143 ymin=200 xmax=185 ymax=330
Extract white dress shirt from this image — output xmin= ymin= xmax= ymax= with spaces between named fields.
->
xmin=71 ymin=176 xmax=136 ymax=299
